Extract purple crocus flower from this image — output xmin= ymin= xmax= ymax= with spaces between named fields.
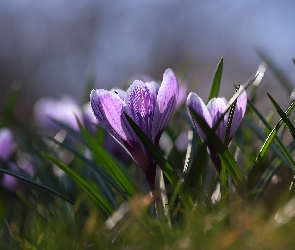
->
xmin=90 ymin=69 xmax=179 ymax=189
xmin=2 ymin=162 xmax=20 ymax=190
xmin=0 ymin=128 xmax=35 ymax=191
xmin=186 ymin=87 xmax=247 ymax=173
xmin=0 ymin=128 xmax=16 ymax=190
xmin=34 ymin=96 xmax=83 ymax=134
xmin=0 ymin=128 xmax=14 ymax=161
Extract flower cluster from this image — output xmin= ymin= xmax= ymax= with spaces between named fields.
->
xmin=34 ymin=96 xmax=84 ymax=134
xmin=90 ymin=68 xmax=247 ymax=189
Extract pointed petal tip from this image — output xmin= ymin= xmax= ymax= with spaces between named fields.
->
xmin=90 ymin=89 xmax=101 ymax=101
xmin=163 ymin=68 xmax=177 ymax=83
xmin=164 ymin=68 xmax=173 ymax=75
xmin=187 ymin=92 xmax=201 ymax=107
xmin=90 ymin=89 xmax=98 ymax=98
xmin=151 ymin=69 xmax=179 ymax=142
xmin=131 ymin=79 xmax=145 ymax=86
xmin=186 ymin=92 xmax=213 ymax=141
xmin=187 ymin=92 xmax=194 ymax=98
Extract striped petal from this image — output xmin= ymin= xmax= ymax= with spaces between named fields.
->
xmin=187 ymin=92 xmax=212 ymax=141
xmin=125 ymin=80 xmax=156 ymax=141
xmin=152 ymin=69 xmax=179 ymax=144
xmin=123 ymin=82 xmax=157 ymax=185
xmin=207 ymin=97 xmax=228 ymax=142
xmin=90 ymin=89 xmax=137 ymax=149
xmin=146 ymin=81 xmax=160 ymax=102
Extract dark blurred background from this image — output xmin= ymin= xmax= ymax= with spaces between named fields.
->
xmin=0 ymin=0 xmax=294 ymax=121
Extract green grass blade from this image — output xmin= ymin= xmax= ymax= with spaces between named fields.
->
xmin=248 ymin=99 xmax=295 ymax=187
xmin=207 ymin=57 xmax=223 ymax=102
xmin=288 ymin=140 xmax=295 ymax=153
xmin=183 ymin=142 xmax=208 ymax=191
xmin=244 ymin=118 xmax=294 ymax=172
xmin=0 ymin=167 xmax=88 ymax=214
xmin=50 ymin=118 xmax=82 ymax=139
xmin=77 ymin=120 xmax=136 ymax=197
xmin=169 ymin=178 xmax=184 ymax=211
xmin=254 ymin=163 xmax=281 ymax=200
xmin=46 ymin=136 xmax=123 ymax=207
xmin=267 ymin=93 xmax=295 ymax=140
xmin=124 ymin=113 xmax=179 ymax=186
xmin=124 ymin=113 xmax=192 ymax=208
xmin=248 ymin=99 xmax=295 ymax=160
xmin=44 ymin=135 xmax=128 ymax=201
xmin=188 ymin=108 xmax=247 ymax=190
xmin=43 ymin=153 xmax=114 ymax=215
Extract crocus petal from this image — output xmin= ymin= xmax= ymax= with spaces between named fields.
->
xmin=146 ymin=81 xmax=160 ymax=101
xmin=91 ymin=88 xmax=150 ymax=175
xmin=110 ymin=88 xmax=126 ymax=100
xmin=146 ymin=82 xmax=159 ymax=127
xmin=187 ymin=93 xmax=212 ymax=141
xmin=207 ymin=97 xmax=228 ymax=142
xmin=152 ymin=69 xmax=179 ymax=144
xmin=0 ymin=128 xmax=14 ymax=161
xmin=58 ymin=101 xmax=83 ymax=131
xmin=229 ymin=87 xmax=247 ymax=139
xmin=90 ymin=89 xmax=132 ymax=146
xmin=34 ymin=97 xmax=59 ymax=130
xmin=125 ymin=80 xmax=155 ymax=140
xmin=1 ymin=162 xmax=19 ymax=191
xmin=34 ymin=96 xmax=83 ymax=133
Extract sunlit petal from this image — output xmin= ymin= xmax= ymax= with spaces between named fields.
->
xmin=125 ymin=80 xmax=155 ymax=140
xmin=207 ymin=97 xmax=228 ymax=142
xmin=230 ymin=86 xmax=247 ymax=139
xmin=146 ymin=81 xmax=160 ymax=108
xmin=0 ymin=128 xmax=14 ymax=161
xmin=90 ymin=89 xmax=129 ymax=146
xmin=187 ymin=92 xmax=212 ymax=141
xmin=152 ymin=68 xmax=179 ymax=143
